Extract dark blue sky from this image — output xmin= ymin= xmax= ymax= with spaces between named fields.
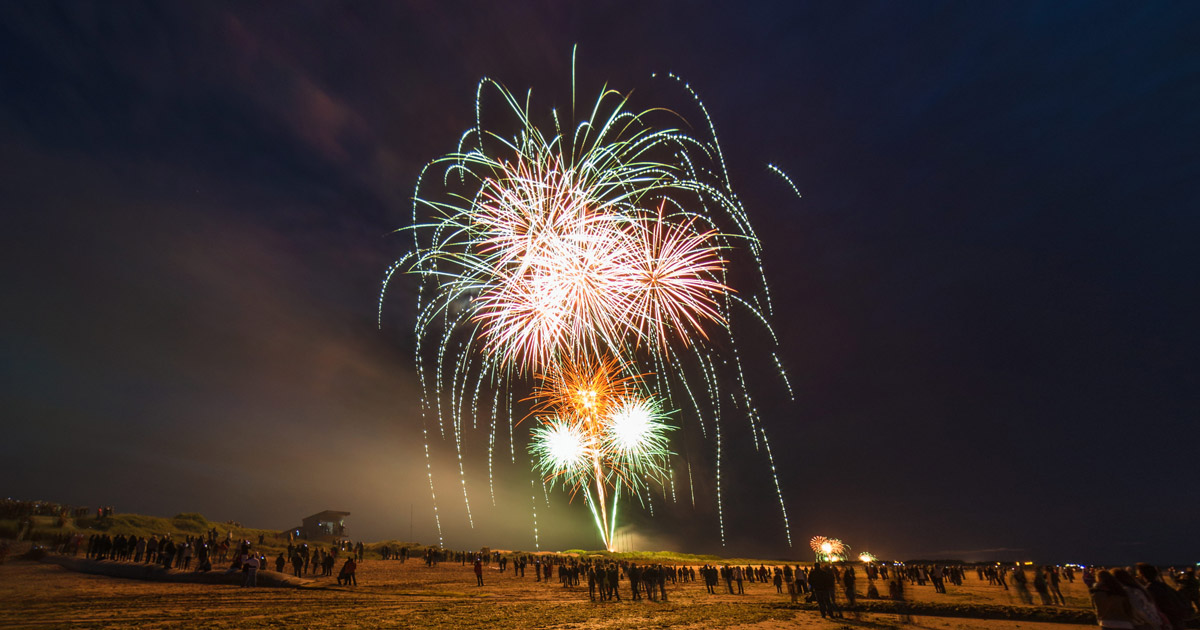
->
xmin=1 ymin=1 xmax=1196 ymax=564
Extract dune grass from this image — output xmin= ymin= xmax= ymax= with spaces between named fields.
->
xmin=13 ymin=510 xmax=808 ymax=566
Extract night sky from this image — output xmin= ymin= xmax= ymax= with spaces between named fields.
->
xmin=2 ymin=2 xmax=1197 ymax=565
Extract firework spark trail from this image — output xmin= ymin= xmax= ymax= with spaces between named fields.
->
xmin=422 ymin=422 xmax=443 ymax=547
xmin=507 ymin=388 xmax=516 ymax=463
xmin=488 ymin=408 xmax=497 ymax=507
xmin=387 ymin=54 xmax=802 ymax=550
xmin=773 ymin=351 xmax=796 ymax=400
xmin=530 ymin=479 xmax=540 ymax=550
xmin=715 ymin=404 xmax=724 ymax=546
xmin=757 ymin=422 xmax=792 ymax=547
xmin=687 ymin=460 xmax=696 ymax=508
xmin=731 ymin=343 xmax=761 ymax=451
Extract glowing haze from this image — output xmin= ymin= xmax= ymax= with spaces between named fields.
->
xmin=4 ymin=2 xmax=1194 ymax=566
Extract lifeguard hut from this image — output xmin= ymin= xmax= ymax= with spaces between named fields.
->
xmin=289 ymin=510 xmax=350 ymax=541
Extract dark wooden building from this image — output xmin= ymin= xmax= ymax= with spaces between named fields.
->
xmin=287 ymin=510 xmax=350 ymax=541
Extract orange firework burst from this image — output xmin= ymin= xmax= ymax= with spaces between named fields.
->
xmin=527 ymin=355 xmax=637 ymax=425
xmin=525 ymin=355 xmax=674 ymax=550
xmin=810 ymin=535 xmax=848 ymax=562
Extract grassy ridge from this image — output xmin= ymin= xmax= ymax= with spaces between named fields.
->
xmin=7 ymin=511 xmax=801 ymax=565
xmin=2 ymin=513 xmax=291 ymax=555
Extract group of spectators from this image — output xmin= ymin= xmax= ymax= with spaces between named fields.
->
xmin=13 ymin=504 xmax=1198 ymax=629
xmin=84 ymin=532 xmax=230 ymax=572
xmin=62 ymin=528 xmax=369 ymax=589
xmin=1089 ymin=564 xmax=1198 ymax=630
xmin=377 ymin=545 xmax=409 ymax=561
xmin=279 ymin=541 xmax=361 ymax=586
xmin=445 ymin=551 xmax=1198 ymax=629
xmin=451 ymin=551 xmax=869 ymax=615
xmin=0 ymin=498 xmax=91 ymax=521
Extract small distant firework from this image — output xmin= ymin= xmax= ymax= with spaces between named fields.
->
xmin=858 ymin=552 xmax=877 ymax=564
xmin=810 ymin=535 xmax=848 ymax=562
xmin=385 ymin=49 xmax=800 ymax=549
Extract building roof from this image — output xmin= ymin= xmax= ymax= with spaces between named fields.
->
xmin=303 ymin=510 xmax=350 ymax=521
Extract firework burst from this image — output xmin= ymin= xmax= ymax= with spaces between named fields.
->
xmin=811 ymin=536 xmax=849 ymax=562
xmin=384 ymin=50 xmax=799 ymax=549
xmin=525 ymin=357 xmax=673 ymax=549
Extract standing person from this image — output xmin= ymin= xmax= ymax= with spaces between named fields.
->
xmin=1048 ymin=567 xmax=1067 ymax=606
xmin=1090 ymin=570 xmax=1134 ymax=629
xmin=843 ymin=565 xmax=857 ymax=607
xmin=1034 ymin=567 xmax=1053 ymax=605
xmin=931 ymin=565 xmax=946 ymax=593
xmin=642 ymin=565 xmax=657 ymax=601
xmin=1013 ymin=565 xmax=1034 ymax=605
xmin=242 ymin=553 xmax=259 ymax=588
xmin=891 ymin=575 xmax=913 ymax=624
xmin=1136 ymin=564 xmax=1188 ymax=630
xmin=1177 ymin=568 xmax=1200 ymax=615
xmin=1112 ymin=569 xmax=1162 ymax=630
xmin=338 ymin=557 xmax=357 ymax=586
xmin=810 ymin=563 xmax=843 ymax=619
xmin=160 ymin=539 xmax=175 ymax=569
xmin=796 ymin=566 xmax=810 ymax=595
xmin=474 ymin=557 xmax=484 ymax=587
xmin=608 ymin=563 xmax=621 ymax=601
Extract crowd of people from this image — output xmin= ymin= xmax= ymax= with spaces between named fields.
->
xmin=57 ymin=527 xmax=370 ymax=589
xmin=440 ymin=550 xmax=877 ymax=616
xmin=434 ymin=550 xmax=1198 ymax=628
xmin=0 ymin=498 xmax=92 ymax=521
xmin=1089 ymin=564 xmax=1197 ymax=630
xmin=280 ymin=540 xmax=363 ymax=586
xmin=14 ymin=507 xmax=1199 ymax=630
